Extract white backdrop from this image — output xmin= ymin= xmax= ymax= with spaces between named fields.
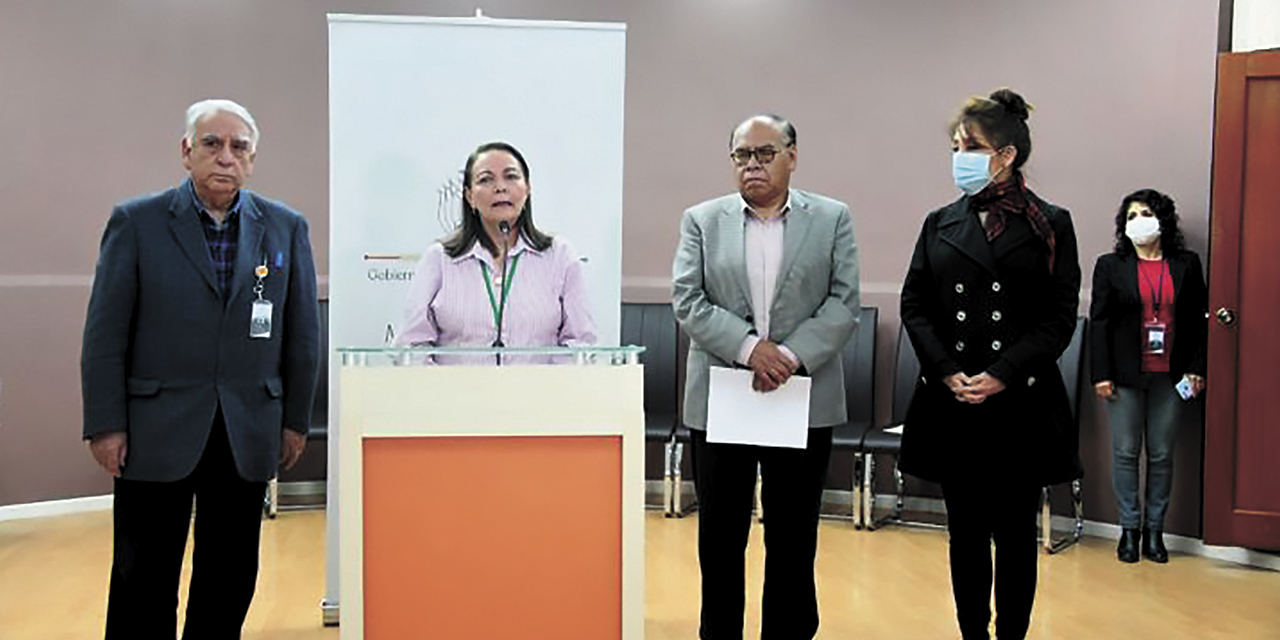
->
xmin=325 ymin=13 xmax=626 ymax=618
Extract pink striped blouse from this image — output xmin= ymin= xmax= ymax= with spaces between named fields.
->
xmin=396 ymin=235 xmax=597 ymax=363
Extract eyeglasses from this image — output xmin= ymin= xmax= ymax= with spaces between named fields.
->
xmin=730 ymin=145 xmax=790 ymax=166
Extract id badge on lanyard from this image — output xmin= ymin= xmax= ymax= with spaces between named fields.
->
xmin=1140 ymin=260 xmax=1168 ymax=355
xmin=250 ymin=259 xmax=272 ymax=339
xmin=1143 ymin=320 xmax=1166 ymax=355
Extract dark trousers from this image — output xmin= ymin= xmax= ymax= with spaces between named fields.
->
xmin=105 ymin=410 xmax=268 ymax=640
xmin=690 ymin=427 xmax=833 ymax=640
xmin=941 ymin=481 xmax=1042 ymax=640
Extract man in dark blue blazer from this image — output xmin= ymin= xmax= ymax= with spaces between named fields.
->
xmin=81 ymin=99 xmax=320 ymax=638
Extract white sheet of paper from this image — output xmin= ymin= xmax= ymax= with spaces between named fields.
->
xmin=707 ymin=368 xmax=811 ymax=449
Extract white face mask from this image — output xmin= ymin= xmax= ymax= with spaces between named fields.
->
xmin=1125 ymin=216 xmax=1161 ymax=246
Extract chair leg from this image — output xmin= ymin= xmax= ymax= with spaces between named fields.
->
xmin=892 ymin=459 xmax=905 ymax=521
xmin=1040 ymin=486 xmax=1053 ymax=553
xmin=755 ymin=463 xmax=764 ymax=524
xmin=1042 ymin=480 xmax=1084 ymax=555
xmin=869 ymin=456 xmax=908 ymax=530
xmin=863 ymin=454 xmax=877 ymax=530
xmin=672 ymin=440 xmax=695 ymax=517
xmin=852 ymin=452 xmax=864 ymax=529
xmin=1071 ymin=478 xmax=1084 ymax=544
xmin=267 ymin=477 xmax=279 ymax=519
xmin=663 ymin=439 xmax=675 ymax=518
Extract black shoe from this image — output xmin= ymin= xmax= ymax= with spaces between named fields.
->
xmin=1142 ymin=528 xmax=1168 ymax=563
xmin=1117 ymin=528 xmax=1140 ymax=563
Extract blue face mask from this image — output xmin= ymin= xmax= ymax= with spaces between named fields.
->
xmin=952 ymin=150 xmax=995 ymax=195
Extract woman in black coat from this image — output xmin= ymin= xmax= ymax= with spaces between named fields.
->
xmin=899 ymin=89 xmax=1082 ymax=640
xmin=1089 ymin=189 xmax=1206 ymax=564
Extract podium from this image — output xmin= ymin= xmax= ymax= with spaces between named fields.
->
xmin=335 ymin=346 xmax=645 ymax=640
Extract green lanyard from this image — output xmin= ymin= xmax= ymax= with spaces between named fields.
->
xmin=478 ymin=253 xmax=522 ymax=332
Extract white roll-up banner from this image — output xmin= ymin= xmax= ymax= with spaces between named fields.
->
xmin=326 ymin=12 xmax=626 ymax=616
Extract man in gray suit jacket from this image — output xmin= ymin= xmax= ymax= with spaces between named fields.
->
xmin=81 ymin=99 xmax=319 ymax=639
xmin=672 ymin=114 xmax=860 ymax=639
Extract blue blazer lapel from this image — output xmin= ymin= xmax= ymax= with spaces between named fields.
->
xmin=229 ymin=194 xmax=265 ymax=305
xmin=167 ymin=188 xmax=220 ymax=296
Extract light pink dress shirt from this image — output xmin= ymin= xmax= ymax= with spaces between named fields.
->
xmin=396 ymin=235 xmax=597 ymax=363
xmin=737 ymin=193 xmax=799 ymax=366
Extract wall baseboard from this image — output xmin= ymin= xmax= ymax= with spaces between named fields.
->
xmin=6 ymin=488 xmax=1276 ymax=571
xmin=1064 ymin=517 xmax=1280 ymax=571
xmin=648 ymin=484 xmax=1279 ymax=572
xmin=279 ymin=481 xmax=325 ymax=497
xmin=0 ymin=494 xmax=112 ymax=522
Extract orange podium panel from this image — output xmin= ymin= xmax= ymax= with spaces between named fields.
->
xmin=362 ymin=435 xmax=621 ymax=639
xmin=336 ymin=359 xmax=645 ymax=639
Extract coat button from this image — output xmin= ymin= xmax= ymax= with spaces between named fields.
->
xmin=991 ymin=340 xmax=1002 ymax=350
xmin=991 ymin=282 xmax=1002 ymax=292
xmin=991 ymin=310 xmax=1002 ymax=322
xmin=956 ymin=310 xmax=967 ymax=322
xmin=956 ymin=340 xmax=966 ymax=352
xmin=1028 ymin=376 xmax=1037 ymax=386
xmin=955 ymin=283 xmax=965 ymax=294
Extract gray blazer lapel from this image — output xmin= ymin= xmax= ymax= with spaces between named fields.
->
xmin=228 ymin=195 xmax=266 ymax=305
xmin=167 ymin=189 xmax=220 ymax=295
xmin=773 ymin=193 xmax=813 ymax=304
xmin=719 ymin=202 xmax=752 ymax=309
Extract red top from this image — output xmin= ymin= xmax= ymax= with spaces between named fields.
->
xmin=1138 ymin=257 xmax=1175 ymax=372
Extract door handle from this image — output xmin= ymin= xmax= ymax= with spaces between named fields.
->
xmin=1216 ymin=307 xmax=1237 ymax=327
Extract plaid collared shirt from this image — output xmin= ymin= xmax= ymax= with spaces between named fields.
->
xmin=188 ymin=180 xmax=243 ymax=299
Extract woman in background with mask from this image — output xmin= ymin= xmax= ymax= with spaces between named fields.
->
xmin=1089 ymin=189 xmax=1206 ymax=564
xmin=898 ymin=88 xmax=1081 ymax=640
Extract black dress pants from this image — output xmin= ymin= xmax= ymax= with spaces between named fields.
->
xmin=690 ymin=426 xmax=833 ymax=640
xmin=941 ymin=481 xmax=1042 ymax=640
xmin=105 ymin=410 xmax=268 ymax=640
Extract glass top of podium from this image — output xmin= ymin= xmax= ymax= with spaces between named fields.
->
xmin=336 ymin=345 xmax=645 ymax=366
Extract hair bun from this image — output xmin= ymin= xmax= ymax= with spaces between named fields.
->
xmin=989 ymin=88 xmax=1032 ymax=121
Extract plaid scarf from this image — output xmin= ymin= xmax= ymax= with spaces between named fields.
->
xmin=969 ymin=171 xmax=1056 ymax=273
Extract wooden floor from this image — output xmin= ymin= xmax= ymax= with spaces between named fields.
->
xmin=2 ymin=509 xmax=1278 ymax=639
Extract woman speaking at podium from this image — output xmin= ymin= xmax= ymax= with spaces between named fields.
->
xmin=397 ymin=142 xmax=597 ymax=361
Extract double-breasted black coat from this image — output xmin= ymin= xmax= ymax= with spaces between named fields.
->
xmin=898 ymin=192 xmax=1083 ymax=485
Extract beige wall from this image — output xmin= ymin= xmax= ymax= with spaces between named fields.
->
xmin=0 ymin=0 xmax=1221 ymax=535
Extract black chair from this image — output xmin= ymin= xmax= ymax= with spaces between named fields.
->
xmin=1041 ymin=317 xmax=1086 ymax=553
xmin=705 ymin=307 xmax=879 ymax=525
xmin=858 ymin=324 xmax=926 ymax=530
xmin=829 ymin=307 xmax=879 ymax=526
xmin=862 ymin=319 xmax=1089 ymax=535
xmin=267 ymin=298 xmax=330 ymax=517
xmin=620 ymin=303 xmax=682 ymax=514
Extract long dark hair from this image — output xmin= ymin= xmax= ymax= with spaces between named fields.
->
xmin=1113 ymin=188 xmax=1185 ymax=256
xmin=442 ymin=141 xmax=553 ymax=258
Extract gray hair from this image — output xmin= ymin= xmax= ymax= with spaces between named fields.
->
xmin=730 ymin=114 xmax=796 ymax=149
xmin=184 ymin=99 xmax=259 ymax=151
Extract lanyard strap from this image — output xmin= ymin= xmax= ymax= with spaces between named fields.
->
xmin=479 ymin=253 xmax=522 ymax=332
xmin=1140 ymin=259 xmax=1166 ymax=318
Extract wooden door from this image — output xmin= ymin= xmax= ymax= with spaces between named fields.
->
xmin=1204 ymin=49 xmax=1280 ymax=550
